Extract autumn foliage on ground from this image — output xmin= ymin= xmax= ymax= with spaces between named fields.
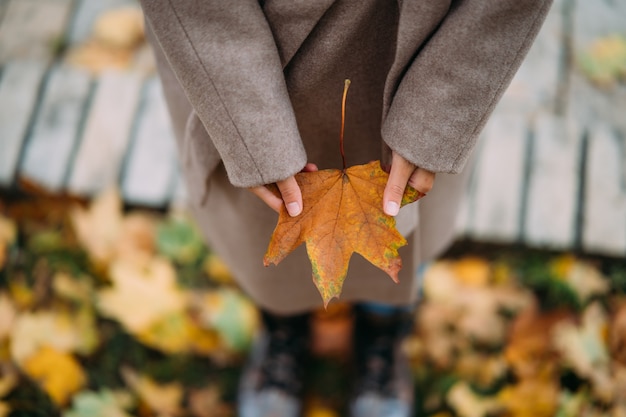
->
xmin=1 ymin=189 xmax=626 ymax=417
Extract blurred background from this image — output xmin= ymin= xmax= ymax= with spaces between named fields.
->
xmin=0 ymin=0 xmax=625 ymax=416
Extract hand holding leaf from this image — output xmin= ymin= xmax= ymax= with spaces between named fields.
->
xmin=264 ymin=80 xmax=426 ymax=305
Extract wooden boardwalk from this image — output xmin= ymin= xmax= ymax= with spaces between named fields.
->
xmin=1 ymin=0 xmax=626 ymax=257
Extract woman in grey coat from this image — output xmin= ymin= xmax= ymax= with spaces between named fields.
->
xmin=140 ymin=0 xmax=552 ymax=415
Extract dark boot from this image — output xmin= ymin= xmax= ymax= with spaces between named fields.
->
xmin=350 ymin=305 xmax=414 ymax=417
xmin=238 ymin=310 xmax=310 ymax=417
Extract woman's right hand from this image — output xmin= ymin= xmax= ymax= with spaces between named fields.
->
xmin=249 ymin=163 xmax=318 ymax=217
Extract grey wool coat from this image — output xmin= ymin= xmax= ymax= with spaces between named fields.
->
xmin=141 ymin=0 xmax=552 ymax=314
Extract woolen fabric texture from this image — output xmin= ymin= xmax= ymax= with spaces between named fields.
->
xmin=141 ymin=0 xmax=552 ymax=314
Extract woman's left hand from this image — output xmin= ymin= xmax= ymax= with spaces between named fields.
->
xmin=383 ymin=151 xmax=435 ymax=216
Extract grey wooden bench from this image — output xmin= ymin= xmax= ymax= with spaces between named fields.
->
xmin=1 ymin=0 xmax=625 ymax=257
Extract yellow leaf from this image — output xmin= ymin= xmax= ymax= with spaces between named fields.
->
xmin=71 ymin=188 xmax=123 ymax=266
xmin=203 ymin=254 xmax=234 ymax=285
xmin=0 ymin=293 xmax=16 ymax=341
xmin=0 ymin=215 xmax=16 ymax=271
xmin=549 ymin=255 xmax=576 ymax=280
xmin=97 ymin=257 xmax=186 ymax=333
xmin=135 ymin=311 xmax=220 ymax=356
xmin=11 ymin=311 xmax=89 ymax=365
xmin=188 ymin=386 xmax=232 ymax=417
xmin=23 ymin=346 xmax=86 ymax=406
xmin=116 ymin=213 xmax=157 ymax=265
xmin=93 ymin=6 xmax=144 ymax=49
xmin=52 ymin=272 xmax=93 ymax=304
xmin=565 ymin=261 xmax=610 ymax=304
xmin=553 ymin=302 xmax=613 ymax=401
xmin=198 ymin=288 xmax=259 ymax=352
xmin=447 ymin=382 xmax=501 ymax=417
xmin=0 ymin=365 xmax=18 ymax=397
xmin=498 ymin=379 xmax=559 ymax=417
xmin=8 ymin=279 xmax=35 ymax=310
xmin=0 ymin=216 xmax=16 ymax=247
xmin=121 ymin=368 xmax=182 ymax=416
xmin=452 ymin=257 xmax=491 ymax=287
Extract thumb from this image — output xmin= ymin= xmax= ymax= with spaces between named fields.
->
xmin=383 ymin=153 xmax=414 ymax=216
xmin=276 ymin=176 xmax=303 ymax=217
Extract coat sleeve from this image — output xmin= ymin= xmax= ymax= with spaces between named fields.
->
xmin=140 ymin=0 xmax=307 ymax=188
xmin=381 ymin=0 xmax=553 ymax=174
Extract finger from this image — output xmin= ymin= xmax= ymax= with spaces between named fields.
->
xmin=302 ymin=163 xmax=318 ymax=173
xmin=408 ymin=167 xmax=436 ymax=195
xmin=276 ymin=176 xmax=303 ymax=217
xmin=249 ymin=186 xmax=283 ymax=213
xmin=383 ymin=153 xmax=415 ymax=216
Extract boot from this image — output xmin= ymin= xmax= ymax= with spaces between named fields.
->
xmin=238 ymin=310 xmax=310 ymax=417
xmin=349 ymin=305 xmax=414 ymax=417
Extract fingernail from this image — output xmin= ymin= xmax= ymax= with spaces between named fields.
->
xmin=286 ymin=202 xmax=301 ymax=217
xmin=385 ymin=201 xmax=399 ymax=216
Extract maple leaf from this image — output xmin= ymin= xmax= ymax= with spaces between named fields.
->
xmin=121 ymin=367 xmax=183 ymax=416
xmin=264 ymin=160 xmax=422 ymax=306
xmin=97 ymin=257 xmax=187 ymax=333
xmin=22 ymin=346 xmax=86 ymax=406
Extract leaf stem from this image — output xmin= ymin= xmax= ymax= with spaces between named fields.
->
xmin=340 ymin=79 xmax=351 ymax=171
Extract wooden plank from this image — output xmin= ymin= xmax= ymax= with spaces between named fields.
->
xmin=19 ymin=65 xmax=92 ymax=192
xmin=524 ymin=114 xmax=581 ymax=248
xmin=121 ymin=77 xmax=177 ymax=206
xmin=573 ymin=0 xmax=626 ymax=51
xmin=0 ymin=60 xmax=47 ymax=186
xmin=0 ymin=0 xmax=73 ymax=65
xmin=67 ymin=70 xmax=142 ymax=196
xmin=470 ymin=112 xmax=528 ymax=242
xmin=67 ymin=0 xmax=139 ymax=45
xmin=499 ymin=0 xmax=563 ymax=112
xmin=583 ymin=125 xmax=626 ymax=255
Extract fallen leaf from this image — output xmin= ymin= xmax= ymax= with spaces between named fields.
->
xmin=135 ymin=310 xmax=220 ymax=356
xmin=121 ymin=368 xmax=183 ymax=416
xmin=10 ymin=311 xmax=95 ymax=364
xmin=578 ymin=34 xmax=626 ymax=88
xmin=552 ymin=302 xmax=613 ymax=401
xmin=0 ymin=294 xmax=16 ymax=341
xmin=64 ymin=389 xmax=134 ymax=417
xmin=52 ymin=272 xmax=93 ymax=304
xmin=115 ymin=212 xmax=157 ymax=265
xmin=447 ymin=382 xmax=501 ymax=417
xmin=93 ymin=6 xmax=144 ymax=49
xmin=71 ymin=188 xmax=123 ymax=266
xmin=65 ymin=42 xmax=133 ymax=74
xmin=264 ymin=161 xmax=422 ymax=305
xmin=188 ymin=386 xmax=232 ymax=417
xmin=505 ymin=306 xmax=570 ymax=380
xmin=498 ymin=378 xmax=560 ymax=417
xmin=203 ymin=253 xmax=234 ymax=285
xmin=0 ymin=215 xmax=16 ymax=271
xmin=97 ymin=257 xmax=187 ymax=333
xmin=0 ymin=364 xmax=18 ymax=398
xmin=23 ymin=346 xmax=86 ymax=406
xmin=454 ymin=352 xmax=507 ymax=389
xmin=611 ymin=300 xmax=626 ymax=365
xmin=157 ymin=215 xmax=205 ymax=265
xmin=452 ymin=257 xmax=491 ymax=287
xmin=564 ymin=261 xmax=610 ymax=304
xmin=197 ymin=288 xmax=259 ymax=352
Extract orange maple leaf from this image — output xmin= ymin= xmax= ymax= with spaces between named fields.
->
xmin=264 ymin=160 xmax=423 ymax=306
